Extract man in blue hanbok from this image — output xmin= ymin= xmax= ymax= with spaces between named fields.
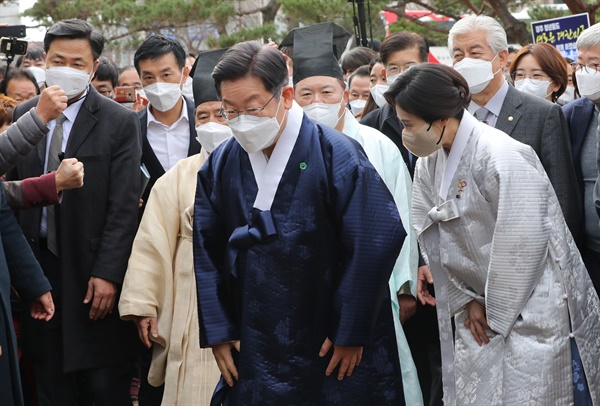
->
xmin=193 ymin=40 xmax=406 ymax=405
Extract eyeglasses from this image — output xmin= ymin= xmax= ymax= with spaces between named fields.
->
xmin=511 ymin=72 xmax=551 ymax=84
xmin=386 ymin=63 xmax=416 ymax=76
xmin=220 ymin=93 xmax=277 ymax=122
xmin=570 ymin=62 xmax=600 ymax=75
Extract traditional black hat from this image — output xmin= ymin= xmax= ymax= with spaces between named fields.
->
xmin=192 ymin=48 xmax=228 ymax=107
xmin=279 ymin=22 xmax=350 ymax=86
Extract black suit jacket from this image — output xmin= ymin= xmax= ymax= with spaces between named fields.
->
xmin=563 ymin=96 xmax=596 ymax=245
xmin=7 ymin=86 xmax=142 ymax=372
xmin=138 ymin=96 xmax=200 ymax=209
xmin=495 ymin=85 xmax=581 ymax=238
xmin=360 ymin=103 xmax=415 ymax=177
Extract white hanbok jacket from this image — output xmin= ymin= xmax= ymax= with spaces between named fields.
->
xmin=412 ymin=111 xmax=600 ymax=405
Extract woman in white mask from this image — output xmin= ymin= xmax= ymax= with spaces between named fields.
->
xmin=509 ymin=42 xmax=567 ymax=103
xmin=119 ymin=48 xmax=228 ymax=406
xmin=386 ymin=62 xmax=600 ymax=406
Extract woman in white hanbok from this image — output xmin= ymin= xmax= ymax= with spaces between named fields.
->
xmin=383 ymin=63 xmax=600 ymax=406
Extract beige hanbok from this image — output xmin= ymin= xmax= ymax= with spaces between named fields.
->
xmin=119 ymin=154 xmax=220 ymax=405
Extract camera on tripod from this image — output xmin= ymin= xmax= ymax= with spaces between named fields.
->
xmin=0 ymin=25 xmax=28 ymax=60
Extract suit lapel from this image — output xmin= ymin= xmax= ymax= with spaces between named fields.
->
xmin=139 ymin=109 xmax=166 ymax=177
xmin=185 ymin=97 xmax=201 ymax=156
xmin=496 ymin=86 xmax=522 ymax=136
xmin=36 ymin=135 xmax=47 ymax=171
xmin=65 ymin=88 xmax=99 ymax=157
xmin=570 ymin=100 xmax=596 ymax=160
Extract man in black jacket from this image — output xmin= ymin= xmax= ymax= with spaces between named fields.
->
xmin=134 ymin=35 xmax=200 ymax=211
xmin=360 ymin=32 xmax=429 ymax=177
xmin=8 ymin=19 xmax=141 ymax=405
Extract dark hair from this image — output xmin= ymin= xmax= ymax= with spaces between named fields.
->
xmin=347 ymin=65 xmax=370 ymax=89
xmin=384 ymin=63 xmax=470 ymax=122
xmin=134 ymin=35 xmax=186 ymax=74
xmin=0 ymin=67 xmax=40 ymax=96
xmin=212 ymin=41 xmax=288 ymax=99
xmin=369 ymin=56 xmax=382 ymax=73
xmin=44 ymin=19 xmax=104 ymax=60
xmin=93 ymin=57 xmax=119 ymax=87
xmin=509 ymin=42 xmax=567 ymax=103
xmin=15 ymin=47 xmax=45 ymax=67
xmin=507 ymin=46 xmax=518 ymax=54
xmin=380 ymin=32 xmax=429 ymax=65
xmin=341 ymin=47 xmax=377 ymax=75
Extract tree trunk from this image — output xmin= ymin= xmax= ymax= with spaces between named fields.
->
xmin=562 ymin=0 xmax=598 ymax=25
xmin=485 ymin=0 xmax=531 ymax=45
xmin=261 ymin=0 xmax=281 ymax=24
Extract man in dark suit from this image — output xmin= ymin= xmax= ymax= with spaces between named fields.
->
xmin=360 ymin=32 xmax=429 ymax=177
xmin=8 ymin=19 xmax=141 ymax=405
xmin=449 ymin=15 xmax=580 ymax=238
xmin=132 ymin=34 xmax=200 ymax=404
xmin=134 ymin=35 xmax=200 ymax=211
xmin=563 ymin=23 xmax=600 ymax=295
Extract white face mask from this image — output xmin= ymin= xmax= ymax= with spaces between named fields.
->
xmin=195 ymin=122 xmax=233 ymax=154
xmin=557 ymin=86 xmax=576 ymax=105
xmin=386 ymin=72 xmax=400 ymax=86
xmin=182 ymin=76 xmax=194 ymax=101
xmin=454 ymin=54 xmax=501 ymax=94
xmin=45 ymin=66 xmax=92 ymax=99
xmin=144 ymin=71 xmax=184 ymax=112
xmin=402 ymin=122 xmax=445 ymax=158
xmin=227 ymin=95 xmax=286 ymax=154
xmin=575 ymin=69 xmax=600 ymax=101
xmin=514 ymin=78 xmax=553 ymax=100
xmin=370 ymin=84 xmax=389 ymax=108
xmin=349 ymin=99 xmax=367 ymax=115
xmin=303 ymin=100 xmax=344 ymax=128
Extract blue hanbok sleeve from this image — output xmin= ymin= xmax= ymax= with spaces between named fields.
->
xmin=329 ymin=162 xmax=406 ymax=346
xmin=193 ymin=153 xmax=238 ymax=347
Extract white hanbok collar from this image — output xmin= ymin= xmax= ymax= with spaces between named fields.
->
xmin=439 ymin=110 xmax=478 ymax=200
xmin=248 ymin=100 xmax=303 ymax=211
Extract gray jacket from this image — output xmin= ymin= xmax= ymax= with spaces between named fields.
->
xmin=0 ymin=107 xmax=51 ymax=208
xmin=0 ymin=107 xmax=48 ymax=174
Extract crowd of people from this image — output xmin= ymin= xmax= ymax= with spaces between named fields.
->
xmin=0 ymin=13 xmax=598 ymax=406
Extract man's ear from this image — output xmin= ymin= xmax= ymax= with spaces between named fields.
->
xmin=282 ymin=85 xmax=295 ymax=109
xmin=91 ymin=59 xmax=100 ymax=77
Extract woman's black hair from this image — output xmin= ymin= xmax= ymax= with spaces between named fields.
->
xmin=384 ymin=63 xmax=470 ymax=123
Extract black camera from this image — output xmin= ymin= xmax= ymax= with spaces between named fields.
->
xmin=0 ymin=25 xmax=28 ymax=59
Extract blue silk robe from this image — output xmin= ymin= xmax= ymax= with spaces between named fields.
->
xmin=193 ymin=115 xmax=406 ymax=405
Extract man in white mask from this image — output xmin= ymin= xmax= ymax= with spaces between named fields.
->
xmin=449 ymin=15 xmax=580 ymax=238
xmin=563 ymin=23 xmax=600 ymax=298
xmin=193 ymin=38 xmax=407 ymax=404
xmin=6 ymin=18 xmax=142 ymax=405
xmin=291 ymin=22 xmax=422 ymax=406
xmin=134 ymin=35 xmax=200 ymax=215
xmin=360 ymin=31 xmax=429 ymax=177
xmin=119 ymin=48 xmax=229 ymax=405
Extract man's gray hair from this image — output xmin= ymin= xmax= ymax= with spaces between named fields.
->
xmin=448 ymin=15 xmax=508 ymax=55
xmin=576 ymin=23 xmax=600 ymax=50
